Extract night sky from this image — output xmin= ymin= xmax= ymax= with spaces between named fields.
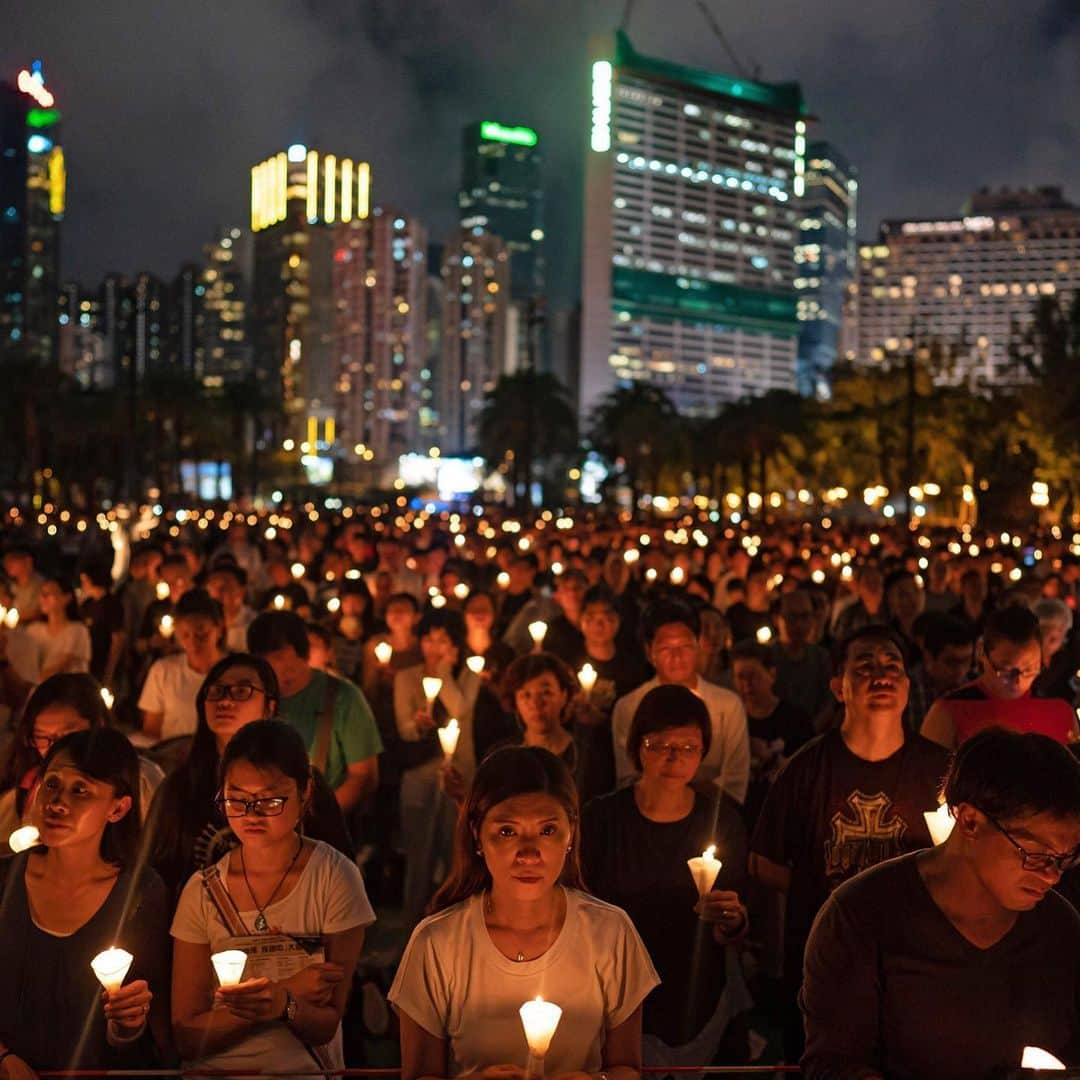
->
xmin=3 ymin=0 xmax=1079 ymax=308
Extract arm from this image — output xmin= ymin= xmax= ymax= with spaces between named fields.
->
xmin=395 ymin=669 xmax=421 ymax=740
xmin=919 ymin=700 xmax=955 ymax=749
xmin=716 ymin=697 xmax=750 ymax=805
xmin=334 ymin=757 xmax=378 ymax=813
xmin=399 ymin=1008 xmax=449 ymax=1080
xmin=599 ymin=1004 xmax=644 ymax=1080
xmin=749 ymin=851 xmax=791 ymax=893
xmin=171 ymin=938 xmax=256 ymax=1059
xmin=103 ymin=629 xmax=126 ymax=687
xmin=141 ymin=711 xmax=165 ymax=740
xmin=610 ymin=696 xmax=636 ymax=788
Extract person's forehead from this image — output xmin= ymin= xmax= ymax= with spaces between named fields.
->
xmin=520 ymin=671 xmax=560 ymax=690
xmin=215 ymin=665 xmax=262 ymax=684
xmin=654 ymin=622 xmax=696 ymax=642
xmin=847 ymin=638 xmax=903 ymax=662
xmin=582 ymin=602 xmax=616 ymax=617
xmin=487 ymin=792 xmax=566 ymax=821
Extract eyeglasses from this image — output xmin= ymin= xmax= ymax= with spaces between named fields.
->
xmin=642 ymin=738 xmax=704 ymax=758
xmin=981 ymin=810 xmax=1080 ymax=873
xmin=206 ymin=682 xmax=267 ymax=703
xmin=986 ymin=659 xmax=1041 ymax=683
xmin=216 ymin=795 xmax=290 ymax=817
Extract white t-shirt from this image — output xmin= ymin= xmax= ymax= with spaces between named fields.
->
xmin=388 ymin=888 xmax=659 ymax=1077
xmin=27 ymin=620 xmax=92 ymax=675
xmin=171 ymin=840 xmax=375 ymax=1075
xmin=137 ymin=653 xmax=207 ymax=739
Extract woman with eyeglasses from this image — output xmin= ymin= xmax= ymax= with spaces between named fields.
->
xmin=171 ymin=718 xmax=374 ymax=1075
xmin=147 ymin=653 xmax=354 ymax=905
xmin=802 ymin=727 xmax=1080 ymax=1079
xmin=581 ymin=685 xmax=750 ymax=1068
xmin=0 ymin=673 xmax=163 ymax=837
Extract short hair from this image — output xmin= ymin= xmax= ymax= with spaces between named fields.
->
xmin=174 ymin=587 xmax=224 ymax=624
xmin=417 ymin=607 xmax=467 ymax=655
xmin=921 ymin=614 xmax=979 ymax=658
xmin=220 ymin=718 xmax=312 ymax=796
xmin=306 ymin=622 xmax=333 ymax=649
xmin=207 ymin=563 xmax=247 ymax=588
xmin=627 ymin=684 xmax=712 ymax=773
xmin=640 ymin=598 xmax=701 ymax=646
xmin=831 ymin=624 xmax=909 ymax=676
xmin=943 ymin=727 xmax=1080 ymax=822
xmin=982 ymin=604 xmax=1041 ymax=654
xmin=160 ymin=553 xmax=189 ymax=573
xmin=385 ymin=591 xmax=420 ymax=613
xmin=78 ymin=560 xmax=114 ymax=589
xmin=581 ymin=585 xmax=619 ymax=616
xmin=1033 ymin=597 xmax=1073 ymax=632
xmin=731 ymin=640 xmax=777 ymax=670
xmin=247 ymin=610 xmax=310 ymax=659
xmin=884 ymin=569 xmax=919 ymax=594
xmin=500 ymin=652 xmax=577 ymax=715
xmin=511 ymin=552 xmax=539 ymax=572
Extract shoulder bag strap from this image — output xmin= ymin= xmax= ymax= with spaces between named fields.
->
xmin=310 ymin=674 xmax=341 ymax=776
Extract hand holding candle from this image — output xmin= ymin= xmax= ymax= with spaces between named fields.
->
xmin=438 ymin=718 xmax=461 ymax=760
xmin=577 ymin=662 xmax=598 ymax=698
xmin=520 ymin=996 xmax=562 ymax=1079
xmin=422 ymin=675 xmax=443 ymax=712
xmin=374 ymin=641 xmax=393 ymax=665
xmin=91 ymin=947 xmax=134 ymax=992
xmin=211 ymin=949 xmax=248 ymax=987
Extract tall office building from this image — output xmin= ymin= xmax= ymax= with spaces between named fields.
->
xmin=439 ymin=228 xmax=511 ymax=453
xmin=1 ymin=61 xmax=65 ymax=363
xmin=249 ymin=144 xmax=372 ymax=451
xmin=854 ymin=187 xmax=1080 ymax=386
xmin=332 ymin=207 xmax=429 ymax=473
xmin=794 ymin=141 xmax=857 ymax=397
xmin=169 ymin=262 xmax=202 ymax=374
xmin=199 ymin=225 xmax=250 ymax=389
xmin=580 ymin=31 xmax=806 ymax=419
xmin=58 ymin=281 xmax=110 ymax=389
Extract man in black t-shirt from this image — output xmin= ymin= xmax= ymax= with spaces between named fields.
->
xmin=750 ymin=624 xmax=949 ymax=1061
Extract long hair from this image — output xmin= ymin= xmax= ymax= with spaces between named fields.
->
xmin=429 ymin=745 xmax=585 ymax=915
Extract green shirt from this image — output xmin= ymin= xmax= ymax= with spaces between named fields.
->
xmin=278 ymin=669 xmax=383 ymax=790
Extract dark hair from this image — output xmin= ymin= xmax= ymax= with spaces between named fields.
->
xmin=464 ymin=589 xmax=497 ymax=614
xmin=500 ymin=652 xmax=577 ymax=717
xmin=831 ymin=624 xmax=909 ymax=676
xmin=581 ymin=585 xmax=619 ymax=616
xmin=78 ymin=560 xmax=114 ymax=590
xmin=174 ymin=587 xmax=224 ymax=624
xmin=429 ymin=745 xmax=584 ymax=913
xmin=40 ymin=728 xmax=140 ymax=868
xmin=417 ymin=607 xmax=467 ymax=659
xmin=247 ymin=610 xmax=310 ymax=659
xmin=1 ymin=674 xmax=112 ymax=815
xmin=983 ymin=604 xmax=1041 ymax=654
xmin=511 ymin=552 xmax=540 ymax=572
xmin=40 ymin=575 xmax=79 ymax=620
xmin=640 ymin=598 xmax=701 ymax=646
xmin=922 ymin=614 xmax=979 ymax=658
xmin=626 ymin=684 xmax=712 ymax=773
xmin=385 ymin=591 xmax=420 ymax=613
xmin=220 ymin=718 xmax=312 ymax=795
xmin=943 ymin=727 xmax=1080 ymax=822
xmin=554 ymin=568 xmax=588 ymax=589
xmin=207 ymin=563 xmax=248 ymax=588
xmin=306 ymin=622 xmax=334 ymax=650
xmin=731 ymin=640 xmax=777 ymax=670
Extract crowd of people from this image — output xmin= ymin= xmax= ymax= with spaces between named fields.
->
xmin=0 ymin=503 xmax=1079 ymax=1080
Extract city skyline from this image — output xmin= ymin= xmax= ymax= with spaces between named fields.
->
xmin=3 ymin=0 xmax=1078 ymax=310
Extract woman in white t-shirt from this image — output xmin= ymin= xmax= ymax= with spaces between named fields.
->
xmin=389 ymin=745 xmax=658 ymax=1080
xmin=28 ymin=577 xmax=92 ymax=679
xmin=171 ymin=718 xmax=374 ymax=1076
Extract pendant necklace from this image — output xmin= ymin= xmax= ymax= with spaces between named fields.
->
xmin=241 ymin=836 xmax=303 ymax=932
xmin=484 ymin=890 xmax=543 ymax=962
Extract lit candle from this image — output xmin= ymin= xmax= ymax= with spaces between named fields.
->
xmin=528 ymin=621 xmax=548 ymax=649
xmin=211 ymin=949 xmax=248 ymax=988
xmin=624 ymin=548 xmax=640 ymax=564
xmin=422 ymin=676 xmax=443 ymax=711
xmin=756 ymin=626 xmax=773 ymax=645
xmin=290 ymin=562 xmax=305 ymax=579
xmin=90 ymin=947 xmax=134 ymax=993
xmin=670 ymin=566 xmax=686 ymax=585
xmin=159 ymin=614 xmax=174 ymax=638
xmin=551 ymin=561 xmax=564 ymax=576
xmin=497 ymin=571 xmax=511 ymax=589
xmin=327 ymin=596 xmax=341 ymax=614
xmin=438 ymin=718 xmax=461 ymax=760
xmin=431 ymin=593 xmax=447 ymax=609
xmin=520 ymin=996 xmax=563 ymax=1078
xmin=645 ymin=568 xmax=658 ymax=583
xmin=100 ymin=687 xmax=115 ymax=710
xmin=924 ymin=802 xmax=955 ymax=846
xmin=374 ymin=641 xmax=393 ymax=665
xmin=453 ymin=582 xmax=470 ymax=600
xmin=3 ymin=608 xmax=18 ymax=630
xmin=272 ymin=594 xmax=286 ymax=611
xmin=578 ymin=662 xmax=598 ymax=697
xmin=9 ymin=825 xmax=40 ymax=853
xmin=155 ymin=581 xmax=170 ymax=601
xmin=688 ymin=844 xmax=722 ymax=897
xmin=466 ymin=655 xmax=485 ymax=675
xmin=1021 ymin=1046 xmax=1066 ymax=1070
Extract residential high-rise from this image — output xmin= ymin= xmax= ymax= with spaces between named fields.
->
xmin=580 ymin=31 xmax=806 ymax=419
xmin=439 ymin=228 xmax=511 ymax=453
xmin=169 ymin=262 xmax=202 ymax=374
xmin=199 ymin=226 xmax=250 ymax=389
xmin=249 ymin=144 xmax=372 ymax=450
xmin=332 ymin=207 xmax=429 ymax=475
xmin=853 ymin=187 xmax=1080 ymax=386
xmin=1 ymin=60 xmax=65 ymax=364
xmin=795 ymin=141 xmax=857 ymax=397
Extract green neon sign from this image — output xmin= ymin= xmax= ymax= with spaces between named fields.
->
xmin=26 ymin=107 xmax=61 ymax=129
xmin=480 ymin=121 xmax=538 ymax=147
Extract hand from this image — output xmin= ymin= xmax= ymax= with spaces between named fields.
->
xmin=414 ymin=709 xmax=437 ymax=733
xmin=440 ymin=763 xmax=467 ymax=803
xmin=467 ymin=1067 xmax=527 ymax=1080
xmin=215 ymin=977 xmax=288 ymax=1022
xmin=103 ymin=979 xmax=152 ymax=1035
xmin=283 ymin=962 xmax=344 ymax=1008
xmin=696 ymin=889 xmax=748 ymax=931
xmin=570 ymin=699 xmax=605 ymax=728
xmin=0 ymin=1053 xmax=37 ymax=1080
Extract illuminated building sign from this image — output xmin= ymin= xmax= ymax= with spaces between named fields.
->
xmin=900 ymin=216 xmax=995 ymax=235
xmin=250 ymin=149 xmax=371 ymax=232
xmin=591 ymin=60 xmax=613 ymax=153
xmin=26 ymin=107 xmax=61 ymax=130
xmin=48 ymin=146 xmax=65 ymax=216
xmin=480 ymin=121 xmax=538 ymax=148
xmin=17 ymin=62 xmax=55 ymax=108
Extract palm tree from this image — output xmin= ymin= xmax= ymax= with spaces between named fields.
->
xmin=477 ymin=370 xmax=578 ymax=507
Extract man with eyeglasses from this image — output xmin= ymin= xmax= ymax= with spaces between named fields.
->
xmin=750 ymin=625 xmax=949 ymax=1063
xmin=921 ymin=604 xmax=1077 ymax=749
xmin=802 ymin=727 xmax=1080 ymax=1079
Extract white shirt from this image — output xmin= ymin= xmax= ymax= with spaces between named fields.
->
xmin=171 ymin=841 xmax=375 ymax=1076
xmin=137 ymin=652 xmax=207 ymax=740
xmin=611 ymin=676 xmax=751 ymax=804
xmin=225 ymin=606 xmax=256 ymax=653
xmin=27 ymin=620 xmax=92 ymax=675
xmin=389 ymin=888 xmax=658 ymax=1077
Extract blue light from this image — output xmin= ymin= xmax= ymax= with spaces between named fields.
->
xmin=27 ymin=134 xmax=52 ymax=154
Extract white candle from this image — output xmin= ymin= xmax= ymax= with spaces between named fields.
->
xmin=3 ymin=608 xmax=19 ymax=630
xmin=100 ymin=687 xmax=115 ymax=710
xmin=422 ymin=676 xmax=443 ymax=710
xmin=624 ymin=549 xmax=640 ymax=564
xmin=431 ymin=593 xmax=447 ymax=609
xmin=466 ymin=655 xmax=485 ymax=675
xmin=8 ymin=825 xmax=40 ymax=853
xmin=438 ymin=718 xmax=461 ymax=759
xmin=578 ymin=663 xmax=598 ymax=696
xmin=159 ymin=614 xmax=174 ymax=638
xmin=924 ymin=802 xmax=955 ymax=846
xmin=272 ymin=594 xmax=286 ymax=610
xmin=551 ymin=561 xmax=564 ymax=576
xmin=528 ymin=621 xmax=548 ymax=647
xmin=211 ymin=949 xmax=248 ymax=987
xmin=497 ymin=571 xmax=510 ymax=589
xmin=756 ymin=626 xmax=773 ymax=644
xmin=1021 ymin=1046 xmax=1066 ymax=1070
xmin=374 ymin=641 xmax=393 ymax=665
xmin=290 ymin=562 xmax=305 ymax=579
xmin=90 ymin=947 xmax=134 ymax=992
xmin=688 ymin=844 xmax=723 ymax=896
xmin=327 ymin=596 xmax=341 ymax=614
xmin=670 ymin=566 xmax=686 ymax=585
xmin=155 ymin=581 xmax=170 ymax=601
xmin=520 ymin=996 xmax=562 ymax=1057
xmin=645 ymin=568 xmax=658 ymax=583
xmin=453 ymin=583 xmax=470 ymax=600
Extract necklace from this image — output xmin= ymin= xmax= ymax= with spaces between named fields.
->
xmin=483 ymin=889 xmax=561 ymax=963
xmin=240 ymin=836 xmax=303 ymax=932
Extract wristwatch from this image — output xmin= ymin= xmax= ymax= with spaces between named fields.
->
xmin=281 ymin=989 xmax=298 ymax=1025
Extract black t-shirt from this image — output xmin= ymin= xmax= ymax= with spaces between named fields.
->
xmin=727 ymin=602 xmax=773 ymax=645
xmin=802 ymin=852 xmax=1080 ymax=1080
xmin=745 ymin=700 xmax=815 ymax=831
xmin=79 ymin=593 xmax=124 ymax=683
xmin=751 ymin=728 xmax=949 ymax=987
xmin=544 ymin=615 xmax=585 ymax=665
xmin=582 ymin=785 xmax=747 ymax=1045
xmin=0 ymin=854 xmax=170 ymax=1070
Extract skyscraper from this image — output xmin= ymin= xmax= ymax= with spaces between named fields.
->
xmin=1 ymin=60 xmax=65 ymax=364
xmin=795 ymin=141 xmax=857 ymax=397
xmin=249 ymin=144 xmax=372 ymax=452
xmin=580 ymin=31 xmax=806 ymax=419
xmin=199 ymin=226 xmax=250 ymax=389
